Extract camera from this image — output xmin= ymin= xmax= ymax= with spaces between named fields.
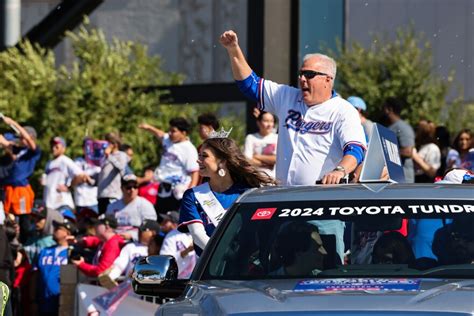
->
xmin=68 ymin=244 xmax=95 ymax=264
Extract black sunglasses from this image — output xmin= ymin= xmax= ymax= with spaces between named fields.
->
xmin=298 ymin=70 xmax=332 ymax=80
xmin=124 ymin=185 xmax=138 ymax=190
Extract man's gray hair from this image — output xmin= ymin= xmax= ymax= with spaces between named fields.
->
xmin=24 ymin=126 xmax=37 ymax=140
xmin=303 ymin=53 xmax=337 ymax=79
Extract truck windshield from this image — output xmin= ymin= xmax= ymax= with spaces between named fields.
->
xmin=203 ymin=199 xmax=474 ymax=279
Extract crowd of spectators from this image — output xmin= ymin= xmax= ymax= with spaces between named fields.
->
xmin=0 ymin=32 xmax=472 ymax=315
xmin=0 ymin=101 xmax=471 ymax=313
xmin=0 ymin=113 xmax=225 ymax=315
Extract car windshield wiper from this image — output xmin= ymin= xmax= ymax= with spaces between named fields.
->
xmin=319 ymin=264 xmax=420 ymax=277
xmin=420 ymin=264 xmax=474 ymax=278
xmin=319 ymin=264 xmax=474 ymax=278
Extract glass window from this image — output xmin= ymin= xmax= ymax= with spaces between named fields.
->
xmin=78 ymin=0 xmax=247 ymax=84
xmin=203 ymin=199 xmax=474 ymax=280
xmin=299 ymin=0 xmax=344 ymax=63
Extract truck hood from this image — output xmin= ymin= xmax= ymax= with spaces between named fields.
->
xmin=158 ymin=278 xmax=474 ymax=315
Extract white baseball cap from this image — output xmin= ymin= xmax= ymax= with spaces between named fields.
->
xmin=439 ymin=169 xmax=473 ymax=184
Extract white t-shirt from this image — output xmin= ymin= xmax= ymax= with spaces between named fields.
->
xmin=43 ymin=155 xmax=82 ymax=209
xmin=416 ymin=143 xmax=441 ymax=175
xmin=155 ymin=135 xmax=199 ymax=187
xmin=160 ymin=229 xmax=196 ymax=279
xmin=109 ymin=242 xmax=148 ymax=280
xmin=106 ymin=196 xmax=157 ymax=229
xmin=73 ymin=157 xmax=101 ymax=207
xmin=258 ymin=80 xmax=366 ymax=185
xmin=446 ymin=149 xmax=460 ymax=167
xmin=244 ymin=132 xmax=278 ymax=177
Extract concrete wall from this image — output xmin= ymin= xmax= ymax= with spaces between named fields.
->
xmin=20 ymin=0 xmax=474 ymax=101
xmin=21 ymin=0 xmax=247 ymax=84
xmin=346 ymin=0 xmax=474 ymax=102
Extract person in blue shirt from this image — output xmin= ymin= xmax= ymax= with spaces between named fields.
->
xmin=36 ymin=218 xmax=76 ymax=316
xmin=178 ymin=136 xmax=276 ymax=255
xmin=408 ymin=170 xmax=471 ymax=265
xmin=0 ymin=116 xmax=41 ymax=243
xmin=24 ymin=204 xmax=64 ymax=268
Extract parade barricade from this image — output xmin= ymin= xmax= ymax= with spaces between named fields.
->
xmin=60 ymin=264 xmax=157 ymax=315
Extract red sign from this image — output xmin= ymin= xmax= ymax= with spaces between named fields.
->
xmin=251 ymin=208 xmax=277 ymax=220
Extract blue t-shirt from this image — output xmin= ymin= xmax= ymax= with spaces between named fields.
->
xmin=178 ymin=183 xmax=248 ymax=254
xmin=24 ymin=234 xmax=56 ymax=268
xmin=37 ymin=245 xmax=68 ymax=314
xmin=1 ymin=146 xmax=41 ymax=186
xmin=407 ymin=219 xmax=452 ymax=260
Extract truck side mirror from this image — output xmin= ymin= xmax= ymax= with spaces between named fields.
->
xmin=131 ymin=255 xmax=187 ymax=298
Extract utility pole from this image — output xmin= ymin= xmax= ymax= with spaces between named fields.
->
xmin=0 ymin=0 xmax=21 ymax=50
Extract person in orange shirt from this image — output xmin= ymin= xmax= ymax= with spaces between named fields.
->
xmin=0 ymin=115 xmax=41 ymax=242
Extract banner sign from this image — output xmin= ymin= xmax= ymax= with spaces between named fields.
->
xmin=360 ymin=123 xmax=405 ymax=183
xmin=92 ymin=279 xmax=132 ymax=315
xmin=84 ymin=139 xmax=109 ymax=167
xmin=293 ymin=279 xmax=421 ymax=292
xmin=250 ymin=200 xmax=474 ymax=221
xmin=76 ymin=283 xmax=157 ymax=316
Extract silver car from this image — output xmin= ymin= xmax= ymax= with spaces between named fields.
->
xmin=132 ymin=183 xmax=474 ymax=315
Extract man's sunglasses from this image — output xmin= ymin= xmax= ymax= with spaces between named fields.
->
xmin=124 ymin=185 xmax=138 ymax=190
xmin=298 ymin=70 xmax=332 ymax=80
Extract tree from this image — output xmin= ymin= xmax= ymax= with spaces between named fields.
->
xmin=0 ymin=21 xmax=245 ymax=187
xmin=329 ymin=27 xmax=469 ymax=131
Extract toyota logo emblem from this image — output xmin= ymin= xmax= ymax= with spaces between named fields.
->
xmin=257 ymin=210 xmax=271 ymax=217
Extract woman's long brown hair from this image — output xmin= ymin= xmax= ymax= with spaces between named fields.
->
xmin=202 ymin=138 xmax=277 ymax=188
xmin=415 ymin=120 xmax=436 ymax=148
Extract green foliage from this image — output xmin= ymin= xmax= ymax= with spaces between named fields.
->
xmin=0 ymin=21 xmax=245 ymax=185
xmin=0 ymin=41 xmax=57 ymax=122
xmin=444 ymin=101 xmax=474 ymax=133
xmin=187 ymin=103 xmax=246 ymax=148
xmin=329 ymin=27 xmax=465 ymax=130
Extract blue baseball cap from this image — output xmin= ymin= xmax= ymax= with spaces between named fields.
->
xmin=347 ymin=96 xmax=367 ymax=112
xmin=58 ymin=206 xmax=77 ymax=222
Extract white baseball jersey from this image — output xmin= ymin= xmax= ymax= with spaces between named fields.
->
xmin=160 ymin=229 xmax=196 ymax=279
xmin=244 ymin=132 xmax=278 ymax=178
xmin=73 ymin=157 xmax=101 ymax=207
xmin=258 ymin=80 xmax=366 ymax=185
xmin=43 ymin=155 xmax=82 ymax=209
xmin=109 ymin=242 xmax=148 ymax=280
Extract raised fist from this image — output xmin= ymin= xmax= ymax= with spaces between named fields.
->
xmin=219 ymin=30 xmax=238 ymax=49
xmin=138 ymin=123 xmax=151 ymax=130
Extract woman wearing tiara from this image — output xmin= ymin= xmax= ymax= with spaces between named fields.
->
xmin=178 ymin=132 xmax=276 ymax=255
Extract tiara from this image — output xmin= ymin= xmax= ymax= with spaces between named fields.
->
xmin=208 ymin=127 xmax=233 ymax=139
